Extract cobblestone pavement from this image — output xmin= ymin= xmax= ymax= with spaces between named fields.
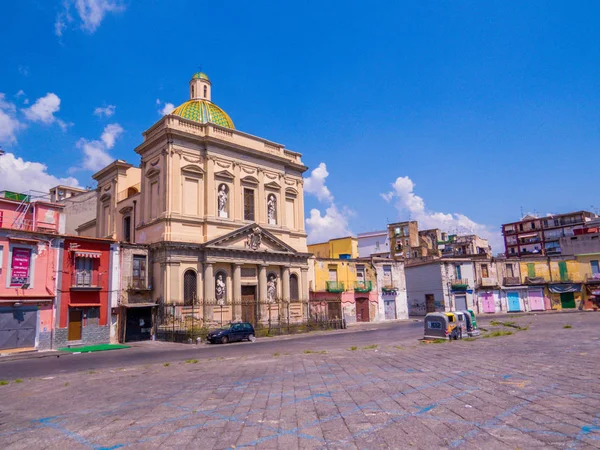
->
xmin=1 ymin=312 xmax=600 ymax=449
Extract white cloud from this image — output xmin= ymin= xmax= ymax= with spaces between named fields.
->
xmin=18 ymin=66 xmax=29 ymax=77
xmin=72 ymin=123 xmax=123 ymax=172
xmin=304 ymin=162 xmax=333 ymax=203
xmin=156 ymin=99 xmax=175 ymax=116
xmin=306 ymin=204 xmax=352 ymax=244
xmin=0 ymin=94 xmax=25 ymax=144
xmin=100 ymin=123 xmax=123 ymax=148
xmin=382 ymin=176 xmax=503 ymax=252
xmin=22 ymin=93 xmax=68 ymax=130
xmin=304 ymin=162 xmax=353 ymax=243
xmin=0 ymin=152 xmax=80 ymax=193
xmin=55 ymin=0 xmax=125 ymax=36
xmin=93 ymin=104 xmax=115 ymax=117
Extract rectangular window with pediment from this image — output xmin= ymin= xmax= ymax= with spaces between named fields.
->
xmin=183 ymin=177 xmax=200 ymax=216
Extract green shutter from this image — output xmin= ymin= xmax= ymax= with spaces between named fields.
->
xmin=527 ymin=263 xmax=535 ymax=278
xmin=559 ymin=261 xmax=568 ymax=281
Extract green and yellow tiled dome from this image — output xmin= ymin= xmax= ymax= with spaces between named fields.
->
xmin=171 ymin=100 xmax=235 ymax=129
xmin=192 ymin=72 xmax=210 ymax=81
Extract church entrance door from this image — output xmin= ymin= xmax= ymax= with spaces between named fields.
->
xmin=241 ymin=285 xmax=257 ymax=325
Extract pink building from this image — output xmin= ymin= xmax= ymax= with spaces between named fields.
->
xmin=0 ymin=191 xmax=64 ymax=352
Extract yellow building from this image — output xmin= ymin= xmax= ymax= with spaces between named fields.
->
xmin=520 ymin=257 xmax=583 ymax=310
xmin=575 ymin=253 xmax=600 ymax=310
xmin=308 ymin=237 xmax=408 ymax=323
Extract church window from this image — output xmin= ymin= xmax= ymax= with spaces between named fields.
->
xmin=204 ymin=86 xmax=207 ymax=98
xmin=191 ymin=85 xmax=195 ymax=98
xmin=183 ymin=270 xmax=197 ymax=306
xmin=244 ymin=188 xmax=255 ymax=221
xmin=290 ymin=274 xmax=299 ymax=301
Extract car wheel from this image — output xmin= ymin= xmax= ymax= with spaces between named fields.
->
xmin=248 ymin=334 xmax=256 ymax=343
xmin=220 ymin=336 xmax=228 ymax=344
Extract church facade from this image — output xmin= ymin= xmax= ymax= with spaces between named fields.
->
xmin=92 ymin=72 xmax=311 ymax=325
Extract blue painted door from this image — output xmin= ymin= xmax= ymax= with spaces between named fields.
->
xmin=507 ymin=292 xmax=521 ymax=312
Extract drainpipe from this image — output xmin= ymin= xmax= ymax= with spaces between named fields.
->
xmin=132 ymin=200 xmax=137 ymax=244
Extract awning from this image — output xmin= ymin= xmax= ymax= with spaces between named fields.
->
xmin=73 ymin=251 xmax=101 ymax=259
xmin=518 ymin=232 xmax=539 ymax=239
xmin=122 ymin=303 xmax=157 ymax=308
xmin=548 ymin=283 xmax=582 ymax=294
xmin=8 ymin=237 xmax=39 ymax=244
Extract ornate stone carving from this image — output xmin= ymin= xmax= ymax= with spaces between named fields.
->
xmin=264 ymin=171 xmax=278 ymax=180
xmin=150 ymin=158 xmax=160 ymax=167
xmin=241 ymin=166 xmax=256 ymax=174
xmin=182 ymin=155 xmax=204 ymax=164
xmin=245 ymin=227 xmax=262 ymax=250
xmin=215 ymin=160 xmax=231 ymax=168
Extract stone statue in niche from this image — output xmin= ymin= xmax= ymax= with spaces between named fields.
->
xmin=215 ymin=273 xmax=226 ymax=304
xmin=267 ymin=274 xmax=277 ymax=302
xmin=218 ymin=184 xmax=228 ymax=218
xmin=267 ymin=194 xmax=277 ymax=225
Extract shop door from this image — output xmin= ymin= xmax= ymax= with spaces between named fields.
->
xmin=507 ymin=292 xmax=521 ymax=312
xmin=0 ymin=307 xmax=37 ymax=350
xmin=241 ymin=286 xmax=257 ymax=324
xmin=529 ymin=289 xmax=545 ymax=311
xmin=481 ymin=293 xmax=495 ymax=313
xmin=355 ymin=298 xmax=370 ymax=322
xmin=425 ymin=294 xmax=436 ymax=313
xmin=68 ymin=309 xmax=83 ymax=341
xmin=455 ymin=295 xmax=467 ymax=311
xmin=384 ymin=299 xmax=396 ymax=320
xmin=125 ymin=307 xmax=153 ymax=342
xmin=560 ymin=292 xmax=576 ymax=309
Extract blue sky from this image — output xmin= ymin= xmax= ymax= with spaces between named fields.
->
xmin=1 ymin=1 xmax=600 ymax=250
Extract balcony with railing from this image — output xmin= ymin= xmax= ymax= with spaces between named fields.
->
xmin=503 ymin=276 xmax=521 ymax=286
xmin=525 ymin=276 xmax=546 ymax=285
xmin=326 ymin=281 xmax=345 ymax=293
xmin=451 ymin=279 xmax=469 ymax=290
xmin=71 ymin=271 xmax=103 ymax=290
xmin=478 ymin=277 xmax=499 ymax=288
xmin=354 ymin=281 xmax=372 ymax=293
xmin=585 ymin=273 xmax=600 ymax=284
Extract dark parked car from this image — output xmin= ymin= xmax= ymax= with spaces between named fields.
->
xmin=207 ymin=322 xmax=255 ymax=344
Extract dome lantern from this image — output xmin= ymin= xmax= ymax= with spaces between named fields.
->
xmin=190 ymin=72 xmax=211 ymax=101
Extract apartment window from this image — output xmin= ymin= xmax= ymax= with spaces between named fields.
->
xmin=394 ymin=227 xmax=401 ymax=236
xmin=591 ymin=260 xmax=600 ymax=275
xmin=527 ymin=263 xmax=536 ymax=278
xmin=510 ymin=247 xmax=516 ymax=254
xmin=75 ymin=257 xmax=95 ymax=287
xmin=123 ymin=216 xmax=131 ymax=243
xmin=506 ymin=264 xmax=514 ymax=277
xmin=532 ymin=222 xmax=536 ymax=229
xmin=455 ymin=265 xmax=462 ymax=280
xmin=87 ymin=307 xmax=100 ymax=326
xmin=131 ymin=255 xmax=146 ymax=289
xmin=356 ymin=265 xmax=365 ymax=281
xmin=375 ymin=241 xmax=380 ymax=251
xmin=481 ymin=264 xmax=489 ymax=278
xmin=519 ymin=224 xmax=524 ymax=231
xmin=328 ymin=267 xmax=338 ymax=282
xmin=558 ymin=261 xmax=569 ymax=281
xmin=383 ymin=265 xmax=392 ymax=286
xmin=243 ymin=188 xmax=255 ymax=221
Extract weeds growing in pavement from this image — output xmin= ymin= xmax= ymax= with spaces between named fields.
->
xmin=350 ymin=346 xmax=358 ymax=351
xmin=64 ymin=382 xmax=70 ymax=387
xmin=463 ymin=337 xmax=477 ymax=341
xmin=87 ymin=370 xmax=96 ymax=374
xmin=273 ymin=353 xmax=280 ymax=357
xmin=393 ymin=345 xmax=404 ymax=350
xmin=304 ymin=350 xmax=327 ymax=354
xmin=362 ymin=344 xmax=378 ymax=350
xmin=163 ymin=363 xmax=170 ymax=367
xmin=0 ymin=380 xmax=8 ymax=386
xmin=483 ymin=330 xmax=513 ymax=338
xmin=14 ymin=379 xmax=23 ymax=383
xmin=563 ymin=324 xmax=572 ymax=329
xmin=185 ymin=359 xmax=198 ymax=364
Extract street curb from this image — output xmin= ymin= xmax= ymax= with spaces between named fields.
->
xmin=0 ymin=351 xmax=61 ymax=363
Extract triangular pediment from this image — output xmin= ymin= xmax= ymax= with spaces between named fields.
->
xmin=215 ymin=170 xmax=234 ymax=180
xmin=264 ymin=181 xmax=281 ymax=190
xmin=181 ymin=164 xmax=204 ymax=176
xmin=203 ymin=223 xmax=298 ymax=254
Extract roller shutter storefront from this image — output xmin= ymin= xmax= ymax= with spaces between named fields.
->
xmin=0 ymin=307 xmax=37 ymax=350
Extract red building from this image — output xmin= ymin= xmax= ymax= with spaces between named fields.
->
xmin=55 ymin=237 xmax=113 ymax=346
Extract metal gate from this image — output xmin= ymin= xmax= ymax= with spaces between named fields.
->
xmin=507 ymin=291 xmax=521 ymax=311
xmin=455 ymin=295 xmax=467 ymax=311
xmin=0 ymin=307 xmax=37 ymax=350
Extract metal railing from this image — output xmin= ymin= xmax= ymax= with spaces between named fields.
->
xmin=503 ymin=276 xmax=521 ymax=286
xmin=71 ymin=271 xmax=102 ymax=289
xmin=354 ymin=281 xmax=372 ymax=292
xmin=585 ymin=273 xmax=600 ymax=283
xmin=326 ymin=281 xmax=345 ymax=293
